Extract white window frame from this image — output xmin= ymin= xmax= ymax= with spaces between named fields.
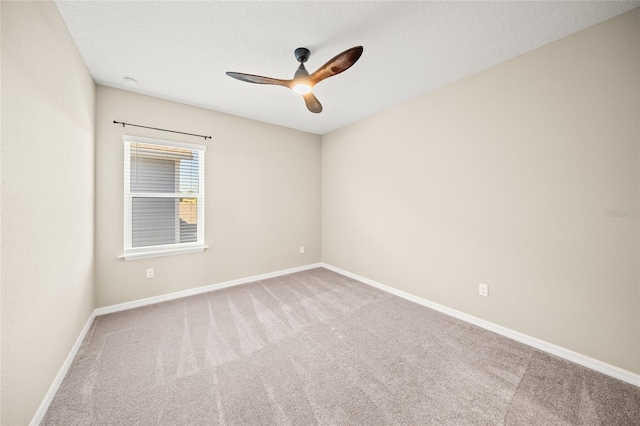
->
xmin=119 ymin=135 xmax=208 ymax=261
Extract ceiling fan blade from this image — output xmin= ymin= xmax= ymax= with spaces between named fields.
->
xmin=303 ymin=92 xmax=323 ymax=113
xmin=309 ymin=46 xmax=363 ymax=85
xmin=226 ymin=72 xmax=292 ymax=88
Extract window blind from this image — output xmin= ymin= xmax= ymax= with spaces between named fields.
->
xmin=123 ymin=135 xmax=206 ymax=257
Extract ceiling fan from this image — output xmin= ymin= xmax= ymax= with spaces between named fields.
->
xmin=226 ymin=46 xmax=363 ymax=114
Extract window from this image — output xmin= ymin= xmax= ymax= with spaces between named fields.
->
xmin=120 ymin=135 xmax=207 ymax=260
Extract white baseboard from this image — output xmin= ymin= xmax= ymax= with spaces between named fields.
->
xmin=94 ymin=263 xmax=323 ymax=316
xmin=321 ymin=263 xmax=640 ymax=388
xmin=30 ymin=311 xmax=96 ymax=426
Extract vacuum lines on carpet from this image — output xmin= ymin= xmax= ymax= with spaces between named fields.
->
xmin=42 ymin=268 xmax=640 ymax=425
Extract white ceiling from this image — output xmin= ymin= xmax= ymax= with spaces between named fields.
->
xmin=55 ymin=1 xmax=638 ymax=135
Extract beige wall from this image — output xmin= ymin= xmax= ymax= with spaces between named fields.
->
xmin=95 ymin=86 xmax=321 ymax=307
xmin=322 ymin=9 xmax=640 ymax=374
xmin=1 ymin=1 xmax=96 ymax=424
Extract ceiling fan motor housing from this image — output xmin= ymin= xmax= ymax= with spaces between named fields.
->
xmin=294 ymin=47 xmax=310 ymax=63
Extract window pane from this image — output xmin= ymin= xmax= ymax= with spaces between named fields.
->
xmin=179 ymin=152 xmax=200 ymax=195
xmin=179 ymin=198 xmax=198 ymax=243
xmin=131 ymin=197 xmax=198 ymax=248
xmin=129 ymin=143 xmax=199 ymax=194
xmin=130 ymin=157 xmax=176 ymax=193
xmin=132 ymin=198 xmax=176 ymax=247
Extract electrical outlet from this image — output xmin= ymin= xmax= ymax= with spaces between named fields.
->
xmin=146 ymin=268 xmax=154 ymax=279
xmin=300 ymin=246 xmax=305 ymax=254
xmin=479 ymin=283 xmax=488 ymax=297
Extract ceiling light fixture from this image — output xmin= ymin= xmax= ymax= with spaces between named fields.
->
xmin=293 ymin=83 xmax=312 ymax=94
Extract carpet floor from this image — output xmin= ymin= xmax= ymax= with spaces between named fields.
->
xmin=42 ymin=267 xmax=639 ymax=425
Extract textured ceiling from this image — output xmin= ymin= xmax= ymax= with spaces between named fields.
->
xmin=55 ymin=1 xmax=639 ymax=135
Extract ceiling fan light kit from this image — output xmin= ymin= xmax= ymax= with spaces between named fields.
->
xmin=226 ymin=46 xmax=363 ymax=113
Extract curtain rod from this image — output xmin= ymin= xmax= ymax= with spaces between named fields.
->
xmin=113 ymin=121 xmax=211 ymax=140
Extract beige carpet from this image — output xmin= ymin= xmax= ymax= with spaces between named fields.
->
xmin=43 ymin=267 xmax=639 ymax=425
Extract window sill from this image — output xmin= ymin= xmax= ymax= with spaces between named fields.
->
xmin=118 ymin=245 xmax=208 ymax=261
